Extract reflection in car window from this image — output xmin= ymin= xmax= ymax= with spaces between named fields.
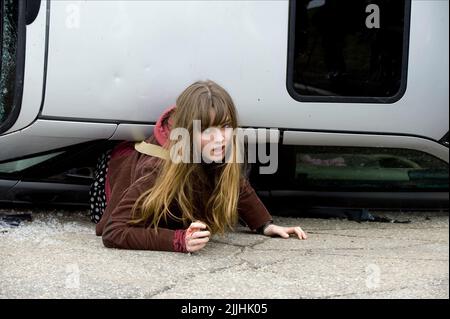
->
xmin=0 ymin=152 xmax=63 ymax=174
xmin=289 ymin=0 xmax=409 ymax=101
xmin=0 ymin=0 xmax=18 ymax=125
xmin=293 ymin=146 xmax=448 ymax=191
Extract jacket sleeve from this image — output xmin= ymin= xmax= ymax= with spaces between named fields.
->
xmin=237 ymin=178 xmax=273 ymax=231
xmin=101 ymin=171 xmax=186 ymax=252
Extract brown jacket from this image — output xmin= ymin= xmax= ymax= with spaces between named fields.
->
xmin=96 ymin=108 xmax=272 ymax=252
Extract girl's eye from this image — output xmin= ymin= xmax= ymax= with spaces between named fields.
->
xmin=203 ymin=124 xmax=231 ymax=134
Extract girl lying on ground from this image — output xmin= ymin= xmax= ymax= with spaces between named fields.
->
xmin=91 ymin=80 xmax=307 ymax=253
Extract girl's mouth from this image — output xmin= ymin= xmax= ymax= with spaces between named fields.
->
xmin=212 ymin=145 xmax=225 ymax=155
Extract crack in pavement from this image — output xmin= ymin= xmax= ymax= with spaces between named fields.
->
xmin=147 ymin=260 xmax=248 ymax=298
xmin=251 ymin=241 xmax=442 ymax=252
xmin=220 ymin=237 xmax=293 ymax=271
xmin=145 ymin=284 xmax=177 ymax=298
xmin=307 ymin=231 xmax=449 ymax=244
xmin=210 ymin=236 xmax=270 ymax=249
xmin=148 ymin=237 xmax=282 ymax=297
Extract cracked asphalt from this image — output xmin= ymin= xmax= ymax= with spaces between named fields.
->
xmin=0 ymin=209 xmax=448 ymax=299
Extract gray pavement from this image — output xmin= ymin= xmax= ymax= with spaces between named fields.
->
xmin=0 ymin=208 xmax=448 ymax=299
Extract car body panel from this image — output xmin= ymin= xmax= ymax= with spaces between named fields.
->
xmin=110 ymin=123 xmax=154 ymax=141
xmin=0 ymin=119 xmax=116 ymax=161
xmin=36 ymin=0 xmax=448 ymax=142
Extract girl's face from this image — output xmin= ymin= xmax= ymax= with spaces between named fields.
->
xmin=200 ymin=110 xmax=233 ymax=162
xmin=200 ymin=125 xmax=232 ymax=162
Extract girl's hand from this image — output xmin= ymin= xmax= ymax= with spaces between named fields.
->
xmin=185 ymin=221 xmax=210 ymax=252
xmin=263 ymin=224 xmax=307 ymax=240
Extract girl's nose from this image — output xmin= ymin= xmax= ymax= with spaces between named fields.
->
xmin=212 ymin=129 xmax=225 ymax=142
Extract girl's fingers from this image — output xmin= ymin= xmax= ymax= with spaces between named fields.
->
xmin=190 ymin=221 xmax=207 ymax=229
xmin=293 ymin=227 xmax=302 ymax=239
xmin=293 ymin=227 xmax=307 ymax=240
xmin=185 ymin=222 xmax=210 ymax=253
xmin=188 ymin=237 xmax=210 ymax=246
xmin=186 ymin=222 xmax=207 ymax=236
xmin=278 ymin=230 xmax=289 ymax=238
xmin=191 ymin=231 xmax=210 ymax=239
xmin=282 ymin=226 xmax=307 ymax=239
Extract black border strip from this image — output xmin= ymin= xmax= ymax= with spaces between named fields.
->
xmin=0 ymin=299 xmax=447 ymax=317
xmin=286 ymin=0 xmax=412 ymax=104
xmin=0 ymin=0 xmax=26 ymax=134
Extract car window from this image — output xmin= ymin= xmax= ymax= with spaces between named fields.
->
xmin=287 ymin=0 xmax=411 ymax=103
xmin=0 ymin=0 xmax=19 ymax=126
xmin=252 ymin=145 xmax=449 ymax=192
xmin=0 ymin=152 xmax=64 ymax=174
xmin=293 ymin=147 xmax=448 ymax=190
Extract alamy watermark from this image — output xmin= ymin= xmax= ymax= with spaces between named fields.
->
xmin=65 ymin=263 xmax=80 ymax=289
xmin=365 ymin=263 xmax=381 ymax=289
xmin=366 ymin=4 xmax=381 ymax=29
xmin=65 ymin=3 xmax=81 ymax=29
xmin=168 ymin=120 xmax=279 ymax=174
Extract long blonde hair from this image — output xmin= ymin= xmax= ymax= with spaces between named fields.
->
xmin=129 ymin=80 xmax=244 ymax=234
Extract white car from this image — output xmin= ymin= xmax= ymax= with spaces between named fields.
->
xmin=0 ymin=0 xmax=448 ymax=211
